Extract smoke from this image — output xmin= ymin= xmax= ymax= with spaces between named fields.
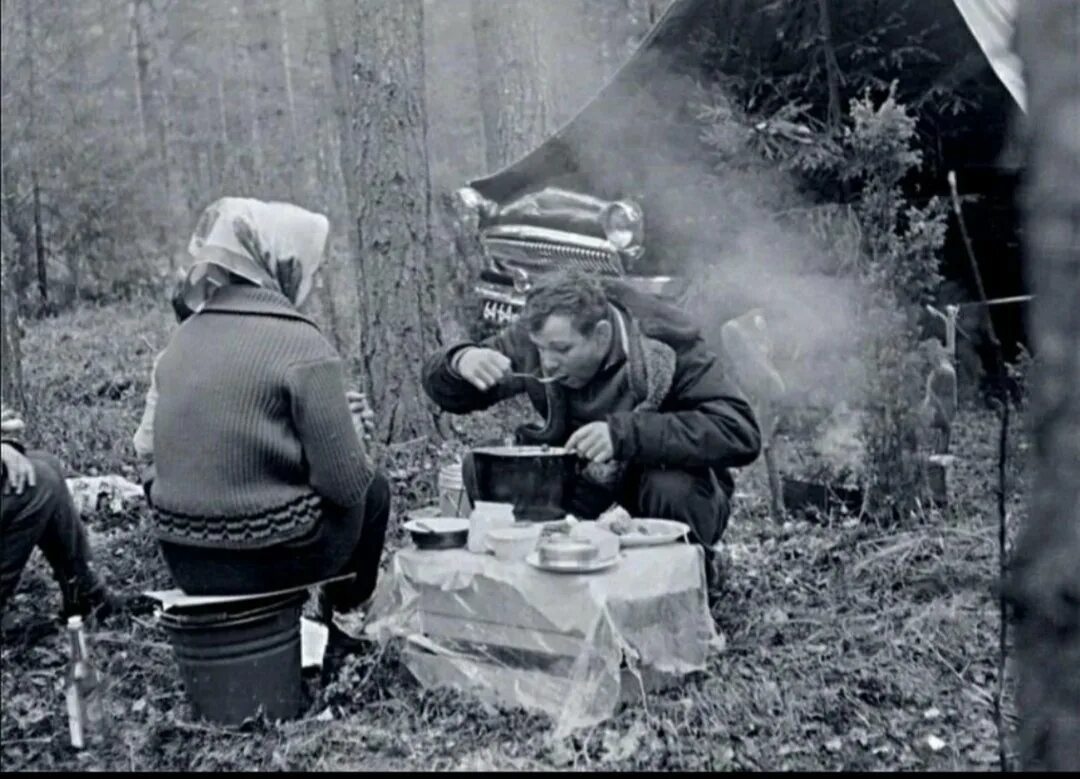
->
xmin=524 ymin=26 xmax=869 ymax=410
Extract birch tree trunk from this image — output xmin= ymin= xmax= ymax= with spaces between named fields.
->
xmin=471 ymin=0 xmax=551 ymax=171
xmin=350 ymin=0 xmax=439 ymax=442
xmin=1010 ymin=0 xmax=1080 ymax=770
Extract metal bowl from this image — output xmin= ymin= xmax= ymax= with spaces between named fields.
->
xmin=536 ymin=537 xmax=600 ymax=566
xmin=403 ymin=517 xmax=470 ymax=550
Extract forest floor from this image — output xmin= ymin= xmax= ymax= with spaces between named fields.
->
xmin=1 ymin=299 xmax=1026 ymax=771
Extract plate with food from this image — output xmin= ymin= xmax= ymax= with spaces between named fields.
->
xmin=598 ymin=515 xmax=690 ymax=548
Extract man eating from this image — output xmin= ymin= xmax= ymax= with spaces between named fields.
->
xmin=422 ymin=269 xmax=761 ymax=584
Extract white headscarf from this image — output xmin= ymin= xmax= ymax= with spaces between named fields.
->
xmin=181 ymin=197 xmax=330 ymax=313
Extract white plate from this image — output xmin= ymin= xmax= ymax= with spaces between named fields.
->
xmin=598 ymin=518 xmax=690 ymax=548
xmin=525 ymin=551 xmax=622 ymax=574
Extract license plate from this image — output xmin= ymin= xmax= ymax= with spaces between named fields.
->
xmin=481 ymin=299 xmax=519 ymax=324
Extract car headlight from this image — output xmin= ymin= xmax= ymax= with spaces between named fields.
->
xmin=453 ymin=187 xmax=499 ymax=230
xmin=601 ymin=201 xmax=643 ymax=251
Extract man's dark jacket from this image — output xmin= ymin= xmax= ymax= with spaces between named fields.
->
xmin=422 ymin=281 xmax=761 ymax=497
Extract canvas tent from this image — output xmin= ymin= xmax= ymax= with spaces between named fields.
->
xmin=953 ymin=0 xmax=1025 ymax=112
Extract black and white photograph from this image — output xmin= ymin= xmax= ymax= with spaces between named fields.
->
xmin=0 ymin=0 xmax=1076 ymax=771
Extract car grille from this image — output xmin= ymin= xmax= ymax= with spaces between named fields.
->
xmin=484 ymin=237 xmax=625 ymax=275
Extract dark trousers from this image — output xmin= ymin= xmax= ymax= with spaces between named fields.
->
xmin=1 ymin=452 xmax=102 ymax=613
xmin=158 ymin=472 xmax=392 ymax=612
xmin=462 ymin=454 xmax=731 ymax=547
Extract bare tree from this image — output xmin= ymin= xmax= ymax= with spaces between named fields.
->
xmin=1009 ymin=0 xmax=1080 ymax=770
xmin=349 ymin=0 xmax=439 ymax=442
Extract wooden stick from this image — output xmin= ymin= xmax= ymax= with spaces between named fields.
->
xmin=949 ymin=169 xmax=1011 ymax=771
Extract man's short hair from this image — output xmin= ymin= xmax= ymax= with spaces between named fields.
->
xmin=170 ymin=274 xmax=194 ymax=323
xmin=522 ymin=270 xmax=608 ymax=335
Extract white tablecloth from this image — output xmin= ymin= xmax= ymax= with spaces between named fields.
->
xmin=366 ymin=542 xmax=717 ymax=735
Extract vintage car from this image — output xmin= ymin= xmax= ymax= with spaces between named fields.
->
xmin=454 ymin=185 xmax=682 ymax=327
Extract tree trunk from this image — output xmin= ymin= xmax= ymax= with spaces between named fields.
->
xmin=23 ymin=0 xmax=47 ymax=311
xmin=216 ymin=71 xmax=230 ymax=161
xmin=30 ymin=168 xmax=47 ymax=310
xmin=128 ymin=0 xmax=148 ymax=145
xmin=0 ymin=251 xmax=24 ymax=412
xmin=303 ymin=1 xmax=347 ymax=354
xmin=130 ymin=0 xmax=174 ymax=265
xmin=471 ymin=0 xmax=551 ymax=171
xmin=1009 ymin=0 xmax=1080 ymax=771
xmin=245 ymin=1 xmax=293 ymax=199
xmin=278 ymin=0 xmax=300 ymax=154
xmin=241 ymin=32 xmax=266 ymax=192
xmin=817 ymin=0 xmax=843 ymax=132
xmin=350 ymin=0 xmax=439 ymax=443
xmin=323 ymin=0 xmax=361 ymax=244
xmin=322 ymin=0 xmax=364 ymax=361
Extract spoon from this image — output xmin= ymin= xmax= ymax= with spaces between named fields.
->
xmin=508 ymin=372 xmax=561 ymax=385
xmin=413 ymin=520 xmax=437 ymax=534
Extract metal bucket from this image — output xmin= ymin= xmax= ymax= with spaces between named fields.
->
xmin=438 ymin=463 xmax=473 ymax=518
xmin=159 ymin=592 xmax=306 ymax=725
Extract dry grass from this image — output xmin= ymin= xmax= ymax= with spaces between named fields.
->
xmin=1 ymin=300 xmax=1023 ymax=770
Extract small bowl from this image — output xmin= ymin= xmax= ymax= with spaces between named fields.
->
xmin=403 ymin=517 xmax=470 ymax=550
xmin=486 ymin=524 xmax=542 ymax=562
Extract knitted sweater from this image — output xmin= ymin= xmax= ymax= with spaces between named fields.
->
xmin=149 ymin=285 xmax=374 ymax=549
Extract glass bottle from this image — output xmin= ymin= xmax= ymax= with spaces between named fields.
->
xmin=65 ymin=616 xmax=109 ymax=749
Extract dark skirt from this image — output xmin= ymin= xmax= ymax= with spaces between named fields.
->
xmin=158 ymin=473 xmax=390 ymax=610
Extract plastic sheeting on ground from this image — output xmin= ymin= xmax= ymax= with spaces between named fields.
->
xmin=365 ymin=543 xmax=717 ymax=737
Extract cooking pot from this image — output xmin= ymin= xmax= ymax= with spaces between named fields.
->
xmin=469 ymin=446 xmax=581 ymax=522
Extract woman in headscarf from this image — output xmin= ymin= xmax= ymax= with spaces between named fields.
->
xmin=148 ymin=198 xmax=390 ymax=648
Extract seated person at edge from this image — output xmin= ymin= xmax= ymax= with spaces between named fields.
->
xmin=422 ymin=269 xmax=761 ymax=574
xmin=2 ymin=405 xmax=119 ymax=627
xmin=148 ymin=197 xmax=389 ymax=646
